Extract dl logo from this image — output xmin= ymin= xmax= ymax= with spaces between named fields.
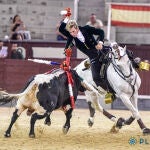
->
xmin=129 ymin=137 xmax=149 ymax=145
xmin=139 ymin=138 xmax=149 ymax=144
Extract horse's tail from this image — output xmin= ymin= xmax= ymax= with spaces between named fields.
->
xmin=0 ymin=76 xmax=36 ymax=106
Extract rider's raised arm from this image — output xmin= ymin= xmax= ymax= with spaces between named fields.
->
xmin=59 ymin=17 xmax=73 ymax=49
xmin=59 ymin=17 xmax=70 ymax=37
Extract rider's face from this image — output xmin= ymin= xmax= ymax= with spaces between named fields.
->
xmin=69 ymin=27 xmax=79 ymax=37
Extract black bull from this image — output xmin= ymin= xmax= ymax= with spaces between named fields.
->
xmin=2 ymin=69 xmax=85 ymax=138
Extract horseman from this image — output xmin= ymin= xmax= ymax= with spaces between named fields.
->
xmin=59 ymin=9 xmax=107 ymax=90
xmin=59 ymin=8 xmax=140 ymax=98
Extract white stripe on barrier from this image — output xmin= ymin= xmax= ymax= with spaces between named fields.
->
xmin=77 ymin=95 xmax=150 ymax=100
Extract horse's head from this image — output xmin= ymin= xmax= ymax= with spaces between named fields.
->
xmin=110 ymin=42 xmax=133 ymax=77
xmin=110 ymin=42 xmax=127 ymax=60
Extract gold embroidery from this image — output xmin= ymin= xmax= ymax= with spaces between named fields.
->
xmin=84 ymin=43 xmax=89 ymax=49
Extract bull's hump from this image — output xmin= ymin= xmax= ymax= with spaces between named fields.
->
xmin=34 ymin=70 xmax=65 ymax=84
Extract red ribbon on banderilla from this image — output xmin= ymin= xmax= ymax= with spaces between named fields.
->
xmin=60 ymin=48 xmax=75 ymax=109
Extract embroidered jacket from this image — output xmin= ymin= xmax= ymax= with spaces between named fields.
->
xmin=59 ymin=22 xmax=105 ymax=59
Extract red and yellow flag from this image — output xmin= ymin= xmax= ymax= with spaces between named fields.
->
xmin=111 ymin=4 xmax=150 ymax=27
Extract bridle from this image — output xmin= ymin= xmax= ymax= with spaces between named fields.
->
xmin=110 ymin=44 xmax=137 ymax=98
xmin=112 ymin=44 xmax=126 ymax=60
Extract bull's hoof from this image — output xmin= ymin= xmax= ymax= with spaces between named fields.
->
xmin=29 ymin=134 xmax=35 ymax=138
xmin=4 ymin=132 xmax=11 ymax=138
xmin=143 ymin=128 xmax=150 ymax=135
xmin=62 ymin=126 xmax=69 ymax=135
xmin=87 ymin=118 xmax=94 ymax=127
xmin=116 ymin=117 xmax=125 ymax=129
xmin=44 ymin=121 xmax=51 ymax=126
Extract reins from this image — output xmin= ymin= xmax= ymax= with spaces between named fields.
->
xmin=110 ymin=50 xmax=137 ymax=98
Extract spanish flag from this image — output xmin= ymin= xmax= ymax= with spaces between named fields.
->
xmin=111 ymin=4 xmax=150 ymax=27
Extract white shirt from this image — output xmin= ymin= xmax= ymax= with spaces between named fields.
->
xmin=0 ymin=46 xmax=8 ymax=58
xmin=77 ymin=30 xmax=85 ymax=43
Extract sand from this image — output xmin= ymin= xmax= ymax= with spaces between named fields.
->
xmin=0 ymin=107 xmax=150 ymax=150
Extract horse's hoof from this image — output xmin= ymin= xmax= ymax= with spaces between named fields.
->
xmin=62 ymin=126 xmax=69 ymax=135
xmin=87 ymin=118 xmax=94 ymax=127
xmin=4 ymin=132 xmax=11 ymax=138
xmin=116 ymin=117 xmax=125 ymax=129
xmin=29 ymin=134 xmax=35 ymax=138
xmin=110 ymin=124 xmax=119 ymax=133
xmin=44 ymin=121 xmax=51 ymax=126
xmin=143 ymin=128 xmax=150 ymax=135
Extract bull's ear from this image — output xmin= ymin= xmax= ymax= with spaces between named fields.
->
xmin=38 ymin=82 xmax=48 ymax=90
xmin=42 ymin=82 xmax=48 ymax=89
xmin=38 ymin=84 xmax=43 ymax=90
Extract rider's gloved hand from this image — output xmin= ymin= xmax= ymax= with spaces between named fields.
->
xmin=64 ymin=48 xmax=72 ymax=57
xmin=65 ymin=8 xmax=72 ymax=17
xmin=95 ymin=41 xmax=103 ymax=50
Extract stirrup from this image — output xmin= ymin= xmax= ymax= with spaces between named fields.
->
xmin=104 ymin=92 xmax=115 ymax=104
xmin=139 ymin=60 xmax=150 ymax=71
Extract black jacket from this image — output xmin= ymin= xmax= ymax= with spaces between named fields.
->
xmin=59 ymin=22 xmax=105 ymax=59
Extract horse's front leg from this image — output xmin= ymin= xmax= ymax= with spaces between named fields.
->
xmin=4 ymin=108 xmax=24 ymax=137
xmin=116 ymin=116 xmax=150 ymax=135
xmin=62 ymin=108 xmax=73 ymax=134
xmin=115 ymin=95 xmax=150 ymax=135
xmin=116 ymin=116 xmax=135 ymax=129
xmin=137 ymin=119 xmax=150 ymax=135
xmin=125 ymin=116 xmax=135 ymax=125
xmin=29 ymin=112 xmax=49 ymax=138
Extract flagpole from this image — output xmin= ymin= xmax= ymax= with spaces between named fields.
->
xmin=106 ymin=3 xmax=111 ymax=41
xmin=74 ymin=0 xmax=79 ymax=21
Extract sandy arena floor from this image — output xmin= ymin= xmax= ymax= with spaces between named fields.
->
xmin=0 ymin=107 xmax=150 ymax=150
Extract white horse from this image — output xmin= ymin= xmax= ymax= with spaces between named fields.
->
xmin=75 ymin=43 xmax=150 ymax=135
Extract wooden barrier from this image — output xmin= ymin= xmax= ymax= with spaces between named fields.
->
xmin=2 ymin=40 xmax=150 ymax=61
xmin=0 ymin=59 xmax=82 ymax=92
xmin=0 ymin=59 xmax=150 ymax=95
xmin=3 ymin=40 xmax=77 ymax=59
xmin=0 ymin=40 xmax=150 ymax=95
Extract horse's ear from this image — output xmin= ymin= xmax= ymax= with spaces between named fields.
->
xmin=124 ymin=45 xmax=127 ymax=51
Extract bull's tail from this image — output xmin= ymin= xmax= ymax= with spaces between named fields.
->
xmin=0 ymin=90 xmax=19 ymax=105
xmin=0 ymin=78 xmax=36 ymax=106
